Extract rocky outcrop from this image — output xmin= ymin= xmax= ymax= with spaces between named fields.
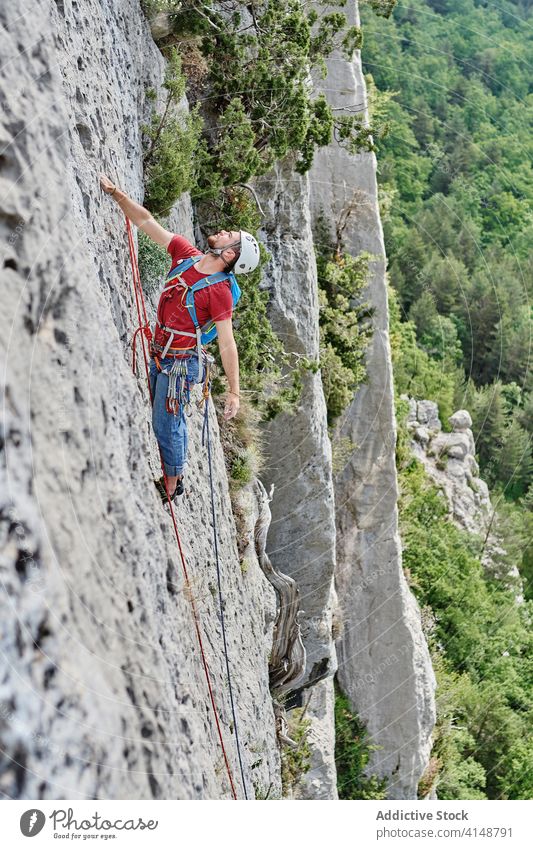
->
xmin=405 ymin=398 xmax=491 ymax=534
xmin=308 ymin=0 xmax=436 ymax=799
xmin=404 ymin=397 xmax=522 ymax=592
xmin=0 ymin=0 xmax=280 ymax=799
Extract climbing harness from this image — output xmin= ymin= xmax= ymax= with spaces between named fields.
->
xmin=160 ymin=350 xmax=214 ymax=419
xmin=125 ymin=217 xmax=247 ymax=800
xmin=152 ymin=255 xmax=241 ymax=381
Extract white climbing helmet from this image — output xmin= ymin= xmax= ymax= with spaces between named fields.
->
xmin=234 ymin=230 xmax=260 ymax=274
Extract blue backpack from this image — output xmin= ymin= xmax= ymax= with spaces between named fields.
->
xmin=155 ymin=255 xmax=241 ymax=364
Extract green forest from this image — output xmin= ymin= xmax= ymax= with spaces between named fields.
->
xmin=356 ymin=0 xmax=533 ymax=799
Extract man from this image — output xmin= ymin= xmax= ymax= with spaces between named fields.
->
xmin=100 ymin=174 xmax=260 ymax=502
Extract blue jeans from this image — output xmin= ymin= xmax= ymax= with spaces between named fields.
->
xmin=148 ymin=354 xmax=201 ymax=476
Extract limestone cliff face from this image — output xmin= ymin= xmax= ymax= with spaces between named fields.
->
xmin=255 ymin=159 xmax=339 ymax=799
xmin=1 ymin=0 xmax=442 ymax=803
xmin=0 ymin=0 xmax=280 ymax=800
xmin=256 ymin=158 xmax=337 ymax=690
xmin=307 ymin=0 xmax=436 ymax=799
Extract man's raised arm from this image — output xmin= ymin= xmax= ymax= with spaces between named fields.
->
xmin=100 ymin=174 xmax=173 ymax=249
xmin=215 ymin=319 xmax=240 ymax=421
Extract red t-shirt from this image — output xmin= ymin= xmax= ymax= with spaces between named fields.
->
xmin=154 ymin=235 xmax=233 ymax=351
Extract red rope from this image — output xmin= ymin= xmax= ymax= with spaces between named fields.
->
xmin=125 ymin=217 xmax=238 ymax=801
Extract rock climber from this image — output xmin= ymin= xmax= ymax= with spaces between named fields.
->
xmin=100 ymin=174 xmax=260 ymax=503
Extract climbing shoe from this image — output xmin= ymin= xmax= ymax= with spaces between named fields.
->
xmin=154 ymin=475 xmax=184 ymax=504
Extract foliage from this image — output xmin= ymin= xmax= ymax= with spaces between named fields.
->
xmin=143 ymin=0 xmax=385 ymax=202
xmin=360 ymin=0 xmax=533 ymax=504
xmin=137 ymin=231 xmax=170 ymax=295
xmin=280 ymin=708 xmax=312 ymax=796
xmin=334 ymin=686 xmax=388 ymax=799
xmin=460 ymin=378 xmax=533 ymax=498
xmin=314 ymin=219 xmax=375 ymax=424
xmin=396 ymin=403 xmax=533 ymax=799
xmin=142 ymin=49 xmax=202 ymax=216
xmin=196 ymin=186 xmax=306 ymax=415
xmin=485 ymin=490 xmax=533 ymax=603
xmin=426 ymin=657 xmax=487 ymax=800
xmin=253 ymin=782 xmax=279 ymax=800
xmin=389 ymin=283 xmax=459 ymax=427
xmin=407 ymin=290 xmax=463 ymax=366
xmin=138 ymin=186 xmax=309 ymax=422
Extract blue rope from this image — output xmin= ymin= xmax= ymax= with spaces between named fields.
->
xmin=202 ymin=396 xmax=249 ymax=800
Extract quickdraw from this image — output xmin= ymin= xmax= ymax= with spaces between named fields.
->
xmin=165 ymin=358 xmax=191 ymax=416
xmin=151 ymin=350 xmax=215 ymax=418
xmin=197 ymin=354 xmax=215 ymax=411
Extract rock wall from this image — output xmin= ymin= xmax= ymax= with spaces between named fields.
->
xmin=256 ymin=158 xmax=337 ymax=692
xmin=308 ymin=0 xmax=436 ymax=799
xmin=254 ymin=158 xmax=339 ymax=799
xmin=0 ymin=0 xmax=280 ymax=800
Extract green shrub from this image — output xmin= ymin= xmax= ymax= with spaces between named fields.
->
xmin=335 ymin=686 xmax=388 ymax=799
xmin=314 ymin=221 xmax=374 ymax=424
xmin=331 ymin=435 xmax=359 ymax=476
xmin=280 ymin=708 xmax=312 ymax=796
xmin=197 ymin=187 xmax=317 ymax=418
xmin=137 ymin=231 xmax=169 ymax=294
xmin=142 ymin=49 xmax=202 ymax=216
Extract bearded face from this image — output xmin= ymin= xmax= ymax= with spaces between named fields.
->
xmin=207 ymin=229 xmax=240 ymax=251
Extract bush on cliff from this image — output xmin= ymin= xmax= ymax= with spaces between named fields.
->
xmin=334 ymin=687 xmax=388 ymax=799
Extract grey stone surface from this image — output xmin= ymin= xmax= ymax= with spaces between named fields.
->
xmin=308 ymin=0 xmax=436 ymax=799
xmin=0 ymin=0 xmax=280 ymax=800
xmin=292 ymin=675 xmax=339 ymax=800
xmin=407 ymin=400 xmax=491 ymax=534
xmin=255 ymin=157 xmax=337 ymax=689
xmin=449 ymin=409 xmax=473 ymax=431
xmin=253 ymin=156 xmax=339 ymax=799
xmin=414 ymin=426 xmax=431 ymax=445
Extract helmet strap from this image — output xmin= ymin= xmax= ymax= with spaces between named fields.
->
xmin=208 ymin=239 xmax=241 ymax=258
